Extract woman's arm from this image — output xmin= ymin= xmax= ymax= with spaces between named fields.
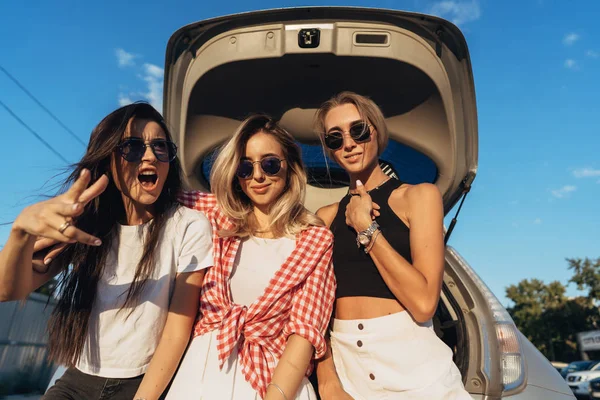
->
xmin=0 ymin=170 xmax=107 ymax=301
xmin=269 ymin=230 xmax=336 ymax=400
xmin=316 ymin=337 xmax=354 ymax=399
xmin=313 ymin=205 xmax=354 ymax=399
xmin=346 ymin=182 xmax=445 ymax=323
xmin=134 ymin=209 xmax=213 ymax=399
xmin=0 ymin=228 xmax=56 ymax=301
xmin=265 ymin=334 xmax=314 ymax=400
xmin=133 ymin=270 xmax=205 ymax=400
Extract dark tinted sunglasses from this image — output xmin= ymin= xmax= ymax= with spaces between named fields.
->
xmin=236 ymin=156 xmax=285 ymax=179
xmin=117 ymin=138 xmax=177 ymax=163
xmin=324 ymin=121 xmax=372 ymax=150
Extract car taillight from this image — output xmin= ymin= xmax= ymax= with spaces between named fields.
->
xmin=448 ymin=247 xmax=526 ymax=394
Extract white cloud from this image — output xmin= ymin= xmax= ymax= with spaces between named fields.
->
xmin=428 ymin=0 xmax=481 ymax=25
xmin=564 ymin=59 xmax=578 ymax=69
xmin=573 ymin=167 xmax=600 ymax=178
xmin=118 ymin=93 xmax=133 ymax=106
xmin=115 ymin=62 xmax=164 ymax=112
xmin=142 ymin=63 xmax=164 ymax=111
xmin=533 ymin=218 xmax=542 ymax=224
xmin=144 ymin=63 xmax=164 ymax=79
xmin=586 ymin=50 xmax=599 ymax=58
xmin=551 ymin=185 xmax=576 ymax=198
xmin=563 ymin=33 xmax=580 ymax=46
xmin=509 ymin=200 xmax=519 ymax=205
xmin=115 ymin=48 xmax=137 ymax=67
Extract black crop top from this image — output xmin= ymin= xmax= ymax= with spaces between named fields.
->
xmin=330 ymin=178 xmax=411 ymax=299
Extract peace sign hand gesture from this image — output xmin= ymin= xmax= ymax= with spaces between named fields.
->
xmin=13 ymin=169 xmax=108 ymax=247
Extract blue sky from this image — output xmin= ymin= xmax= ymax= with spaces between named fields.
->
xmin=1 ymin=0 xmax=599 ymax=306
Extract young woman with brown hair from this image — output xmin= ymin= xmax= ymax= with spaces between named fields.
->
xmin=0 ymin=102 xmax=213 ymax=400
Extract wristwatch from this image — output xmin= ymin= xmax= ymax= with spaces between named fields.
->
xmin=356 ymin=221 xmax=380 ymax=248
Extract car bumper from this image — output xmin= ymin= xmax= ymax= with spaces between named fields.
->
xmin=568 ymin=381 xmax=590 ymax=396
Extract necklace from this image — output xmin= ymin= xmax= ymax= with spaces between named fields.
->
xmin=347 ymin=176 xmax=392 ymax=197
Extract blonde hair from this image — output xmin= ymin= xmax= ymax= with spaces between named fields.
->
xmin=314 ymin=91 xmax=388 ymax=157
xmin=210 ymin=114 xmax=324 ymax=238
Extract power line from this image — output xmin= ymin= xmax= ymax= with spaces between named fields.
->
xmin=0 ymin=65 xmax=86 ymax=147
xmin=0 ymin=99 xmax=70 ymax=164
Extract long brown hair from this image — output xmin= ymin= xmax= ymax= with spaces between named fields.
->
xmin=47 ymin=102 xmax=183 ymax=366
xmin=210 ymin=114 xmax=323 ymax=238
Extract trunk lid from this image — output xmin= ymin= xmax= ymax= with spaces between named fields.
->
xmin=163 ymin=6 xmax=478 ymax=213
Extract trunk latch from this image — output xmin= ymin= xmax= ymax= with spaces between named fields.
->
xmin=298 ymin=28 xmax=320 ymax=48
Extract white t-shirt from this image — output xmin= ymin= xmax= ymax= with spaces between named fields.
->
xmin=76 ymin=206 xmax=213 ymax=378
xmin=230 ymin=236 xmax=296 ymax=306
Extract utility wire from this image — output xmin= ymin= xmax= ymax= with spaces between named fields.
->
xmin=0 ymin=64 xmax=86 ymax=147
xmin=0 ymin=99 xmax=70 ymax=164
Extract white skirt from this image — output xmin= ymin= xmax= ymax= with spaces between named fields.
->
xmin=330 ymin=311 xmax=472 ymax=400
xmin=166 ymin=329 xmax=317 ymax=400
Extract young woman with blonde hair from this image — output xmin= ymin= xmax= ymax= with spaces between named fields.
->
xmin=168 ymin=114 xmax=336 ymax=400
xmin=314 ymin=92 xmax=470 ymax=400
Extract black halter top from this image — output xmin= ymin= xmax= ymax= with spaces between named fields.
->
xmin=330 ymin=178 xmax=411 ymax=299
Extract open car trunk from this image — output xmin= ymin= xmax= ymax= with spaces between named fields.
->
xmin=163 ymin=6 xmax=478 ymax=214
xmin=163 ymin=6 xmax=481 ymax=396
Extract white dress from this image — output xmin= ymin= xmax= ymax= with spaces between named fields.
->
xmin=166 ymin=237 xmax=318 ymax=400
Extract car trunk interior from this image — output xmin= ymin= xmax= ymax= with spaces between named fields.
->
xmin=186 ymin=54 xmax=447 ymax=205
xmin=164 ymin=8 xmax=478 ymax=391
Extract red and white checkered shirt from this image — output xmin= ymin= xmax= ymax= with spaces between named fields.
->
xmin=178 ymin=191 xmax=336 ymax=399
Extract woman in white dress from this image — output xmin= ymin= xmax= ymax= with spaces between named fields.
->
xmin=170 ymin=114 xmax=336 ymax=400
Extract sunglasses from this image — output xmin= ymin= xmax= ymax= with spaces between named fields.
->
xmin=236 ymin=156 xmax=285 ymax=179
xmin=116 ymin=138 xmax=177 ymax=163
xmin=324 ymin=121 xmax=372 ymax=150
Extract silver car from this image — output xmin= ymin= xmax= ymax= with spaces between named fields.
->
xmin=162 ymin=7 xmax=575 ymax=399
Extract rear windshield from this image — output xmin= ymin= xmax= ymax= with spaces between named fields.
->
xmin=200 ymin=139 xmax=438 ymax=189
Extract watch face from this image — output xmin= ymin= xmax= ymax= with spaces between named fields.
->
xmin=358 ymin=234 xmax=370 ymax=246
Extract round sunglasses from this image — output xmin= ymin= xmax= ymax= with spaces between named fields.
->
xmin=116 ymin=138 xmax=177 ymax=163
xmin=324 ymin=121 xmax=372 ymax=150
xmin=236 ymin=156 xmax=285 ymax=179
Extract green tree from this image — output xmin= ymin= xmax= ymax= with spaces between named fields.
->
xmin=506 ymin=279 xmax=596 ymax=361
xmin=568 ymin=257 xmax=600 ymax=304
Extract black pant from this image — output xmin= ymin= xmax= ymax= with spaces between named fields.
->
xmin=43 ymin=367 xmax=143 ymax=400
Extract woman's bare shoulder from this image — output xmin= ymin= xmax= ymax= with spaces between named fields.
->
xmin=316 ymin=203 xmax=339 ymax=228
xmin=389 ymin=182 xmax=441 ymax=226
xmin=390 ymin=182 xmax=440 ymax=202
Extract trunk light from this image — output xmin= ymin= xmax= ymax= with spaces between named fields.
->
xmin=447 ymin=247 xmax=526 ymax=394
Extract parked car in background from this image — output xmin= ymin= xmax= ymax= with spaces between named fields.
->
xmin=589 ymin=377 xmax=600 ymax=398
xmin=162 ymin=6 xmax=575 ymax=399
xmin=563 ymin=361 xmax=600 ymax=379
xmin=567 ymin=363 xmax=600 ymax=399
